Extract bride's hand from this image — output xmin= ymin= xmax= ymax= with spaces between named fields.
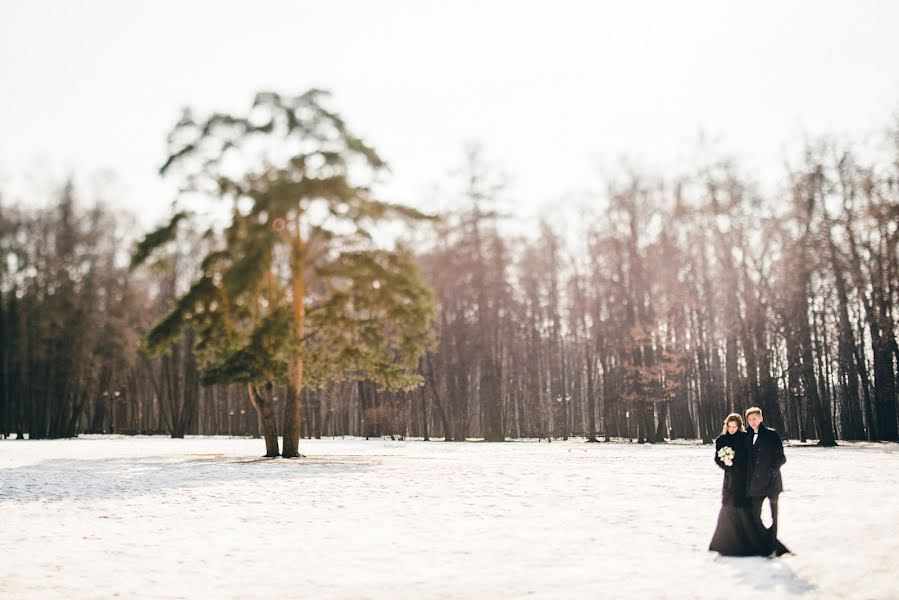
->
xmin=724 ymin=458 xmax=733 ymax=467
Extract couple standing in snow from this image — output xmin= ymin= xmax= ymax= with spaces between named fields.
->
xmin=708 ymin=406 xmax=791 ymax=557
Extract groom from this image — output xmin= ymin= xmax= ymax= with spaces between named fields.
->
xmin=745 ymin=406 xmax=786 ymax=539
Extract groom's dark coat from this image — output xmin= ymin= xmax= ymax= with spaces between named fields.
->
xmin=745 ymin=424 xmax=786 ymax=497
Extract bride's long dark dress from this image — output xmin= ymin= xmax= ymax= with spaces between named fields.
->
xmin=708 ymin=431 xmax=789 ymax=556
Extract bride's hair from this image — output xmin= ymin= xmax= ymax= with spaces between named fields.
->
xmin=721 ymin=413 xmax=744 ymax=434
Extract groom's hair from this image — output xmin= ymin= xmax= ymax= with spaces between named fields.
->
xmin=745 ymin=406 xmax=763 ymax=418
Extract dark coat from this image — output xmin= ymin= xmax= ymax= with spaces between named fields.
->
xmin=745 ymin=424 xmax=786 ymax=497
xmin=714 ymin=431 xmax=750 ymax=507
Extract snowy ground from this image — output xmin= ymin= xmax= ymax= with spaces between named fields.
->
xmin=1 ymin=436 xmax=897 ymax=599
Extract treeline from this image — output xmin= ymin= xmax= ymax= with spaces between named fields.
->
xmin=420 ymin=141 xmax=898 ymax=445
xmin=1 ymin=128 xmax=897 ymax=445
xmin=0 ymin=184 xmax=143 ymax=439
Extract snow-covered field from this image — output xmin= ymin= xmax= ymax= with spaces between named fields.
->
xmin=1 ymin=436 xmax=897 ymax=599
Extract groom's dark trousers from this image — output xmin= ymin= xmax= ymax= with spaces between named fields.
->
xmin=746 ymin=424 xmax=786 ymax=539
xmin=751 ymin=495 xmax=779 ymax=538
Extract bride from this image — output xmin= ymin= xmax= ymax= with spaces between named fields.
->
xmin=708 ymin=413 xmax=789 ymax=557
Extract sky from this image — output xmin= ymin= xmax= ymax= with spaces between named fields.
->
xmin=1 ymin=0 xmax=898 ymax=232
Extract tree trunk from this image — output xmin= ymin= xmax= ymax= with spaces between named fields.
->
xmin=282 ymin=242 xmax=307 ymax=458
xmin=249 ymin=383 xmax=280 ymax=457
xmin=794 ymin=262 xmax=837 ymax=446
xmin=419 ymin=385 xmax=430 ymax=441
xmin=825 ymin=210 xmax=867 ymax=440
xmin=282 ymin=361 xmax=304 ymax=457
xmin=585 ymin=355 xmax=598 ymax=442
xmin=871 ymin=331 xmax=899 ymax=441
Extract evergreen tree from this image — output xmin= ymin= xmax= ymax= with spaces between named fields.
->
xmin=132 ymin=89 xmax=437 ymax=457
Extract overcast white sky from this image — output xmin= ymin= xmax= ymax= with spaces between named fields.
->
xmin=2 ymin=0 xmax=898 ymax=230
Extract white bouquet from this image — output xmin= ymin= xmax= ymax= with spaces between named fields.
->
xmin=717 ymin=446 xmax=735 ymax=466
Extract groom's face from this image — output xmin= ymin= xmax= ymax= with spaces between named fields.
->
xmin=747 ymin=414 xmax=762 ymax=430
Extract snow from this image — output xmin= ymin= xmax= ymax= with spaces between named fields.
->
xmin=1 ymin=436 xmax=897 ymax=599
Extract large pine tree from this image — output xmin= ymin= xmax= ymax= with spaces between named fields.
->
xmin=132 ymin=89 xmax=437 ymax=457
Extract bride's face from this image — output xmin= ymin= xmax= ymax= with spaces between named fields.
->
xmin=727 ymin=421 xmax=739 ymax=434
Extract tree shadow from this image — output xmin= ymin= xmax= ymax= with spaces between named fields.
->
xmin=0 ymin=453 xmax=376 ymax=504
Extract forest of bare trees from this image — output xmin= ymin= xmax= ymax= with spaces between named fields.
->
xmin=2 ymin=121 xmax=897 ymax=447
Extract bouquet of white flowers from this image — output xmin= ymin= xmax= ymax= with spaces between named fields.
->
xmin=717 ymin=446 xmax=735 ymax=467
